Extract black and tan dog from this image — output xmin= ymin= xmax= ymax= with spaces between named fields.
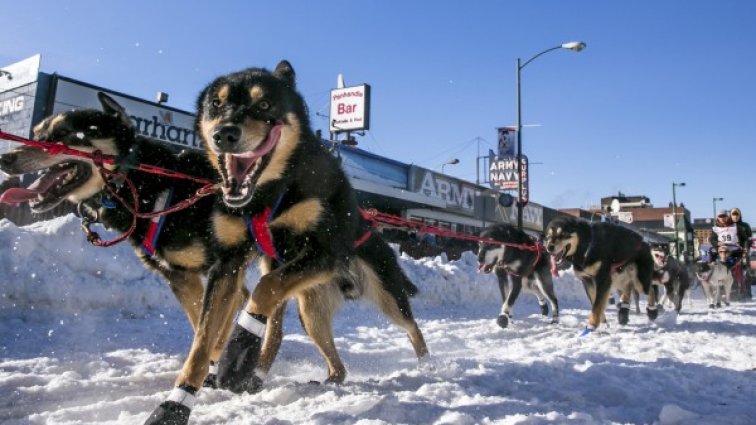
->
xmin=477 ymin=223 xmax=559 ymax=328
xmin=144 ymin=61 xmax=429 ymax=425
xmin=650 ymin=244 xmax=691 ymax=313
xmin=544 ymin=216 xmax=658 ymax=334
xmin=0 ymin=93 xmax=248 ymax=387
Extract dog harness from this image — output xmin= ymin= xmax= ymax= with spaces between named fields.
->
xmin=244 ymin=193 xmax=287 ymax=264
xmin=245 ymin=192 xmax=374 ymax=265
xmin=142 ymin=187 xmax=175 ymax=257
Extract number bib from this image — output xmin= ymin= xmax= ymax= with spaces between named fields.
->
xmin=712 ymin=225 xmax=739 ymax=245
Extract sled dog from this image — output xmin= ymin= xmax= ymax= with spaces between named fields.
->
xmin=544 ymin=216 xmax=659 ymax=332
xmin=0 ymin=93 xmax=247 ymax=387
xmin=695 ymin=257 xmax=734 ymax=308
xmin=650 ymin=245 xmax=691 ymax=313
xmin=143 ymin=61 xmax=429 ymax=425
xmin=477 ymin=223 xmax=559 ymax=327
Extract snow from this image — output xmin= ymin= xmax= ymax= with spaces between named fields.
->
xmin=1 ymin=215 xmax=755 ymax=425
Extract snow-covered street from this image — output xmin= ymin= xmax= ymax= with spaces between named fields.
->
xmin=2 ymin=216 xmax=755 ymax=425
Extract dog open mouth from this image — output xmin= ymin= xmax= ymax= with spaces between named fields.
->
xmin=549 ymin=243 xmax=570 ymax=265
xmin=219 ymin=124 xmax=283 ymax=208
xmin=0 ymin=161 xmax=92 ymax=212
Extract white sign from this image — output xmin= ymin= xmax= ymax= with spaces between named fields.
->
xmin=507 ymin=203 xmax=544 ymax=230
xmin=0 ymin=54 xmax=41 ymax=92
xmin=612 ymin=211 xmax=634 ymax=224
xmin=0 ymin=96 xmax=24 ymax=118
xmin=411 ymin=168 xmax=477 ymax=212
xmin=663 ymin=214 xmax=674 ymax=229
xmin=329 ymin=84 xmax=370 ymax=132
xmin=53 ymin=79 xmax=201 ymax=150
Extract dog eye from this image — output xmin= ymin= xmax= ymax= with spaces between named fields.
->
xmin=211 ymin=98 xmax=222 ymax=108
xmin=258 ymin=100 xmax=270 ymax=110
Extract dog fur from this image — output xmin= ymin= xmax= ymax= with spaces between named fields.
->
xmin=650 ymin=245 xmax=691 ymax=313
xmin=144 ymin=61 xmax=429 ymax=424
xmin=0 ymin=93 xmax=248 ymax=382
xmin=544 ymin=216 xmax=658 ymax=331
xmin=477 ymin=223 xmax=559 ymax=328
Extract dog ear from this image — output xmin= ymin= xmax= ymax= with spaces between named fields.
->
xmin=97 ymin=92 xmax=133 ymax=129
xmin=273 ymin=60 xmax=296 ymax=87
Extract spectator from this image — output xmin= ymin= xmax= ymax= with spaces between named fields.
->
xmin=730 ymin=208 xmax=752 ymax=254
xmin=731 ymin=207 xmax=753 ymax=299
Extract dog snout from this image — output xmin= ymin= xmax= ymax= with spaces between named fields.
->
xmin=212 ymin=126 xmax=241 ymax=150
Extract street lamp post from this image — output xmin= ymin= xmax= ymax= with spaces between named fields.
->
xmin=516 ymin=41 xmax=586 ymax=229
xmin=441 ymin=158 xmax=460 ymax=174
xmin=672 ymin=182 xmax=686 ymax=261
xmin=712 ymin=197 xmax=724 ymax=220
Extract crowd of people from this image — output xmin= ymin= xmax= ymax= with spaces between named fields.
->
xmin=708 ymin=207 xmax=753 ymax=299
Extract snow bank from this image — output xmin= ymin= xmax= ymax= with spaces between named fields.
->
xmin=0 ymin=215 xmax=588 ymax=316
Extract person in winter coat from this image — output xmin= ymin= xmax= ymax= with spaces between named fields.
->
xmin=731 ymin=207 xmax=753 ymax=299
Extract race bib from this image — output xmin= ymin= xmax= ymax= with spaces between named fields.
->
xmin=712 ymin=225 xmax=739 ymax=245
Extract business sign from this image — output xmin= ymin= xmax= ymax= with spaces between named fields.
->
xmin=505 ymin=203 xmax=543 ymax=231
xmin=489 ymin=154 xmax=529 ymax=205
xmin=409 ymin=166 xmax=477 ymax=214
xmin=0 ymin=54 xmax=41 ymax=92
xmin=612 ymin=211 xmax=634 ymax=224
xmin=52 ymin=79 xmax=201 ymax=150
xmin=329 ymin=84 xmax=370 ymax=132
xmin=497 ymin=127 xmax=516 ymax=156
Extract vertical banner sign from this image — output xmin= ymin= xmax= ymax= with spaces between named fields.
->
xmin=329 ymin=84 xmax=371 ymax=133
xmin=497 ymin=127 xmax=517 ymax=156
xmin=489 ymin=155 xmax=529 ymax=205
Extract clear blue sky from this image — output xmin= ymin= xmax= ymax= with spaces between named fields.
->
xmin=4 ymin=1 xmax=755 ymax=222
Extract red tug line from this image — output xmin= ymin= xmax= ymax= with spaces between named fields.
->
xmin=0 ymin=129 xmax=540 ymax=254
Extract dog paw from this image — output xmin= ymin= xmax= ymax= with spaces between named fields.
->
xmin=202 ymin=373 xmax=218 ymax=389
xmin=550 ymin=317 xmax=560 ymax=325
xmin=539 ymin=304 xmax=549 ymax=316
xmin=144 ymin=401 xmax=190 ymax=425
xmin=709 ymin=304 xmax=715 ymax=309
xmin=217 ymin=315 xmax=267 ymax=394
xmin=496 ymin=314 xmax=510 ymax=328
xmin=618 ymin=307 xmax=630 ymax=326
xmin=646 ymin=307 xmax=659 ymax=321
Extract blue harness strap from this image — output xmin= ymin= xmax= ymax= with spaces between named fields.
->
xmin=142 ymin=187 xmax=175 ymax=257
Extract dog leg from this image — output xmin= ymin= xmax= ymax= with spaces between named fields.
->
xmin=702 ymin=282 xmax=714 ymax=308
xmin=256 ymin=302 xmax=286 ymax=379
xmin=587 ymin=272 xmax=612 ymax=331
xmin=724 ymin=279 xmax=733 ymax=307
xmin=297 ymin=285 xmax=346 ymax=383
xmin=218 ymin=250 xmax=336 ymax=394
xmin=497 ymin=272 xmax=522 ymax=328
xmin=144 ymin=260 xmax=245 ymax=425
xmin=617 ymin=283 xmax=633 ymax=326
xmin=536 ymin=268 xmax=559 ymax=324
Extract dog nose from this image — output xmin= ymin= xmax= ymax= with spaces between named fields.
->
xmin=546 ymin=244 xmax=554 ymax=253
xmin=212 ymin=126 xmax=241 ymax=149
xmin=0 ymin=153 xmax=16 ymax=168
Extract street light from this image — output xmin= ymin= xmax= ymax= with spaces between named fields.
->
xmin=441 ymin=158 xmax=460 ymax=174
xmin=712 ymin=197 xmax=724 ymax=220
xmin=672 ymin=182 xmax=686 ymax=261
xmin=515 ymin=41 xmax=586 ymax=229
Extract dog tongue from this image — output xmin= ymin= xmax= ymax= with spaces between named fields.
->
xmin=0 ymin=168 xmax=69 ymax=205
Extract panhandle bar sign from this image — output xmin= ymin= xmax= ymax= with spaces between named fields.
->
xmin=489 ymin=154 xmax=529 ymax=204
xmin=329 ymin=84 xmax=370 ymax=133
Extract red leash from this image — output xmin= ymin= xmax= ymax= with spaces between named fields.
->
xmin=1 ymin=130 xmax=540 ymax=254
xmin=0 ymin=130 xmax=219 ymax=246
